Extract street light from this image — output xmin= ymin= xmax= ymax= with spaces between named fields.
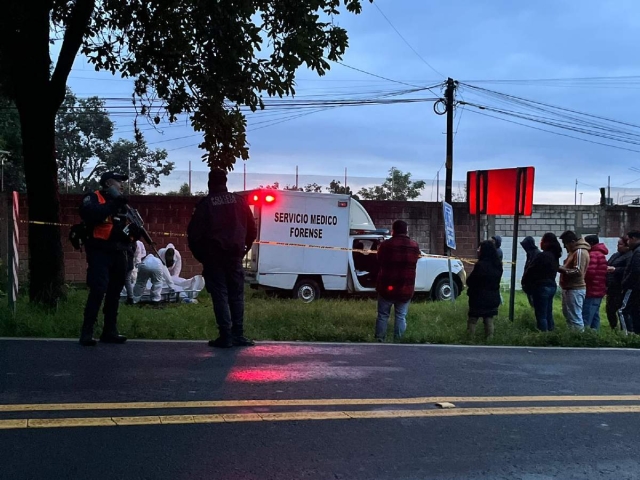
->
xmin=0 ymin=150 xmax=9 ymax=193
xmin=579 ymin=192 xmax=583 ymax=205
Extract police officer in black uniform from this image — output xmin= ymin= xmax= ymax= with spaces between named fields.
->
xmin=79 ymin=172 xmax=137 ymax=346
xmin=187 ymin=169 xmax=257 ymax=348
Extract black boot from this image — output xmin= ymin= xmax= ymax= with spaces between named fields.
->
xmin=79 ymin=324 xmax=97 ymax=347
xmin=232 ymin=335 xmax=255 ymax=347
xmin=208 ymin=337 xmax=233 ymax=348
xmin=100 ymin=327 xmax=127 ymax=344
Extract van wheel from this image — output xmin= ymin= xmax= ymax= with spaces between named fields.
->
xmin=432 ymin=277 xmax=459 ymax=301
xmin=294 ymin=280 xmax=321 ymax=303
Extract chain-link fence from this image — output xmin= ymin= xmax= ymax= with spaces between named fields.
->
xmin=143 ymin=169 xmax=468 ymax=202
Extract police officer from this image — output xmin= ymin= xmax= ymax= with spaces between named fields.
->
xmin=187 ymin=169 xmax=257 ymax=348
xmin=79 ymin=171 xmax=138 ymax=346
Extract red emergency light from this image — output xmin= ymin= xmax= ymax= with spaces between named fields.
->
xmin=249 ymin=191 xmax=276 ymax=205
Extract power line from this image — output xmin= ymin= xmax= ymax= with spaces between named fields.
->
xmin=463 ymin=108 xmax=640 ymax=154
xmin=334 ymin=61 xmax=443 ymax=92
xmin=372 ymin=2 xmax=445 ymax=79
xmin=461 ymin=83 xmax=640 ymax=131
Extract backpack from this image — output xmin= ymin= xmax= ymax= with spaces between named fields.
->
xmin=69 ymin=223 xmax=88 ymax=251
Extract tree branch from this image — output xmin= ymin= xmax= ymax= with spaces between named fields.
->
xmin=50 ymin=0 xmax=96 ymax=108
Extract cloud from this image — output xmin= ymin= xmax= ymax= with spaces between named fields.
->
xmin=62 ymin=0 xmax=640 ymax=204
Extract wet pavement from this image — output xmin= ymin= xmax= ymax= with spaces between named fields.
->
xmin=1 ymin=339 xmax=640 ymax=479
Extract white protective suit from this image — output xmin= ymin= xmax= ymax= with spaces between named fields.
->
xmin=133 ymin=255 xmax=191 ymax=303
xmin=158 ymin=243 xmax=200 ymax=290
xmin=124 ymin=241 xmax=146 ymax=299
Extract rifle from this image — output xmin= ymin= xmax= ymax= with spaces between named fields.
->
xmin=123 ymin=205 xmax=165 ymax=265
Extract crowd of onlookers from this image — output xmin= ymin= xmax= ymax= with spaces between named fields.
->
xmin=464 ymin=230 xmax=640 ymax=339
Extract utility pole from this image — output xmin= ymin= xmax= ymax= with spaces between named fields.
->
xmin=436 ymin=170 xmax=440 ymax=201
xmin=608 ymin=176 xmax=611 ymax=205
xmin=444 ymin=78 xmax=455 ymax=205
xmin=580 ymin=192 xmax=583 ymax=205
xmin=188 ymin=161 xmax=192 ymax=195
xmin=574 ymin=179 xmax=578 ymax=205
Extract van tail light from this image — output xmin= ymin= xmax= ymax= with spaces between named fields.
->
xmin=248 ymin=191 xmax=276 ymax=205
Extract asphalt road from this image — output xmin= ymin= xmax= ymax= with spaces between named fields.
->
xmin=2 ymin=339 xmax=640 ymax=479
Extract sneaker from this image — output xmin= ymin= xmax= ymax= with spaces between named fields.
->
xmin=232 ymin=336 xmax=255 ymax=347
xmin=208 ymin=337 xmax=233 ymax=348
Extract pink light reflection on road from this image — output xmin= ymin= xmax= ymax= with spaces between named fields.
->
xmin=226 ymin=362 xmax=401 ymax=383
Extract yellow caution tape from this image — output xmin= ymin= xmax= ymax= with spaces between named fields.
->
xmin=20 ymin=219 xmax=520 ymax=266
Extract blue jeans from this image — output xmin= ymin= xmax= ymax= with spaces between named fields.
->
xmin=532 ymin=285 xmax=556 ymax=332
xmin=582 ymin=297 xmax=603 ymax=330
xmin=375 ymin=297 xmax=410 ymax=340
xmin=562 ymin=289 xmax=586 ymax=332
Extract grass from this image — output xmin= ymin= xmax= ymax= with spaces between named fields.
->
xmin=1 ymin=287 xmax=640 ymax=349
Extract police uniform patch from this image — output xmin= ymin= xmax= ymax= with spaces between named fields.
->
xmin=83 ymin=195 xmax=92 ymax=205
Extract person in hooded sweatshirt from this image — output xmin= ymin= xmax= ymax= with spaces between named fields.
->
xmin=520 ymin=236 xmax=541 ymax=306
xmin=605 ymin=236 xmax=632 ymax=330
xmin=521 ymin=233 xmax=562 ymax=332
xmin=582 ymin=235 xmax=609 ymax=330
xmin=466 ymin=240 xmax=503 ymax=339
xmin=558 ymin=230 xmax=591 ymax=331
xmin=491 ymin=235 xmax=504 ymax=262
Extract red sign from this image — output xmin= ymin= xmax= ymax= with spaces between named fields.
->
xmin=467 ymin=167 xmax=535 ymax=216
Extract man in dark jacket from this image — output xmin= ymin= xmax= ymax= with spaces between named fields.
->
xmin=606 ymin=236 xmax=632 ymax=329
xmin=620 ymin=230 xmax=640 ymax=333
xmin=79 ymin=171 xmax=136 ymax=346
xmin=187 ymin=169 xmax=257 ymax=348
xmin=520 ymin=236 xmax=541 ymax=306
xmin=374 ymin=220 xmax=421 ymax=342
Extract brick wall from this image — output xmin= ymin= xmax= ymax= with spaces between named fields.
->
xmin=7 ymin=192 xmax=640 ymax=285
xmin=360 ymin=201 xmax=484 ymax=270
xmin=492 ymin=205 xmax=602 ymax=238
xmin=15 ymin=194 xmax=201 ymax=284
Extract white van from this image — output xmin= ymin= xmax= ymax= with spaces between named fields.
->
xmin=240 ymin=190 xmax=465 ymax=302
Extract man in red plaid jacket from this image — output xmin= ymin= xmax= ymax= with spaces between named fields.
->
xmin=375 ymin=220 xmax=421 ymax=342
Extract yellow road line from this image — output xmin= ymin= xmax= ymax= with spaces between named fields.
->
xmin=3 ymin=405 xmax=640 ymax=430
xmin=27 ymin=418 xmax=116 ymax=428
xmin=2 ymin=395 xmax=640 ymax=413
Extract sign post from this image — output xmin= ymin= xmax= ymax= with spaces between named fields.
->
xmin=442 ymin=201 xmax=457 ymax=302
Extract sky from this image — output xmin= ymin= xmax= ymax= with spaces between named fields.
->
xmin=63 ymin=0 xmax=640 ymax=204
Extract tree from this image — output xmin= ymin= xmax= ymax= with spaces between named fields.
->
xmin=451 ymin=184 xmax=467 ymax=202
xmin=327 ymin=180 xmax=353 ymax=195
xmin=283 ymin=184 xmax=302 ymax=191
xmin=0 ymin=0 xmax=370 ymax=305
xmin=259 ymin=182 xmax=280 ymax=190
xmin=56 ymin=90 xmax=113 ymax=192
xmin=357 ymin=168 xmax=426 ymax=201
xmin=95 ymin=139 xmax=173 ymax=194
xmin=303 ymin=183 xmax=323 ymax=193
xmin=166 ymin=183 xmax=191 ymax=196
xmin=0 ymin=94 xmax=24 ymax=192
